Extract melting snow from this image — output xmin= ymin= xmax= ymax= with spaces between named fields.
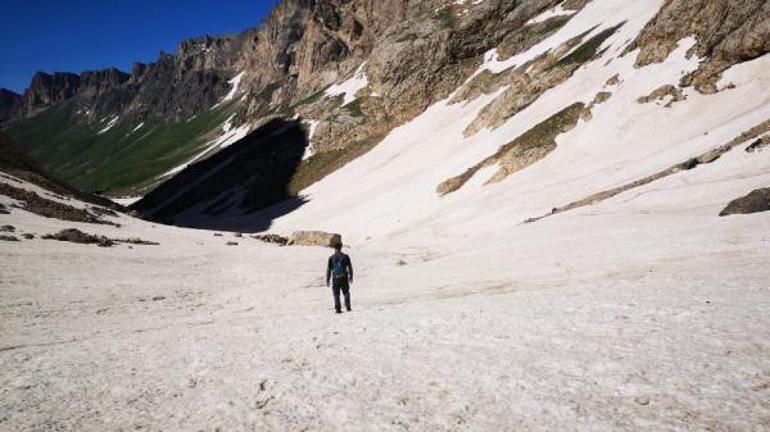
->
xmin=325 ymin=63 xmax=369 ymax=106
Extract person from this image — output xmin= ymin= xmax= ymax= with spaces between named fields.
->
xmin=326 ymin=242 xmax=353 ymax=314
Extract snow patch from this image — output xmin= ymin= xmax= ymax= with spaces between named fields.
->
xmin=111 ymin=196 xmax=143 ymax=206
xmin=325 ymin=63 xmax=369 ymax=106
xmin=213 ymin=72 xmax=245 ymax=108
xmin=97 ymin=116 xmax=119 ymax=135
xmin=160 ymin=115 xmax=251 ymax=179
xmin=468 ymin=0 xmax=665 ymax=80
xmin=129 ymin=122 xmax=145 ymax=134
xmin=527 ymin=3 xmax=575 ymax=25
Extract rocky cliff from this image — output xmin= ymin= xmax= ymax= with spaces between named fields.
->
xmin=1 ymin=0 xmax=768 ymax=213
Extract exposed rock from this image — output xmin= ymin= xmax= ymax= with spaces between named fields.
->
xmin=253 ymin=234 xmax=290 ymax=246
xmin=719 ymin=187 xmax=770 ymax=216
xmin=0 ymin=182 xmax=117 ymax=226
xmin=525 ymin=119 xmax=770 ymax=223
xmin=439 ymin=103 xmax=585 ymax=195
xmin=582 ymin=91 xmax=613 ymax=121
xmin=0 ymin=235 xmax=18 ymax=242
xmin=39 ymin=228 xmax=158 ymax=247
xmin=592 ymin=91 xmax=612 ymax=105
xmin=605 ymin=74 xmax=620 ymax=86
xmin=122 ymin=238 xmax=160 ymax=246
xmin=19 ymin=72 xmax=81 ymax=113
xmin=636 ymin=85 xmax=686 ymax=105
xmin=42 ymin=228 xmax=115 ymax=247
xmin=463 ymin=24 xmax=622 ymax=137
xmin=226 ymin=241 xmax=239 ymax=246
xmin=745 ymin=135 xmax=769 ymax=153
xmin=0 ymin=224 xmax=15 ymax=232
xmin=0 ymin=88 xmax=21 ymax=122
xmin=0 ymin=203 xmax=9 ymax=214
xmin=21 ymin=233 xmax=34 ymax=240
xmin=630 ymin=0 xmax=770 ymax=93
xmin=288 ymin=230 xmax=342 ymax=247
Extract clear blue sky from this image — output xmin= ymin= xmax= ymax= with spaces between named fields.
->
xmin=0 ymin=0 xmax=282 ymax=93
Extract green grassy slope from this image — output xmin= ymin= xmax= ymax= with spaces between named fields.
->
xmin=4 ymin=101 xmax=237 ymax=196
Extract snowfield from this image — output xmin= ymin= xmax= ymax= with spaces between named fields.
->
xmin=2 ymin=0 xmax=770 ymax=430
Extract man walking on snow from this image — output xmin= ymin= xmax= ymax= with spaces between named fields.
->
xmin=327 ymin=242 xmax=353 ymax=314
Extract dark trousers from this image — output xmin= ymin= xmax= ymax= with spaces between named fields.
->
xmin=332 ymin=277 xmax=351 ymax=312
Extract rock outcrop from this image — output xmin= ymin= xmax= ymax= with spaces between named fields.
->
xmin=719 ymin=187 xmax=770 ymax=216
xmin=288 ymin=230 xmax=342 ymax=248
xmin=630 ymin=0 xmax=770 ymax=93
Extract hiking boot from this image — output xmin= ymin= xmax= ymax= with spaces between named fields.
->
xmin=335 ymin=310 xmax=342 ymax=314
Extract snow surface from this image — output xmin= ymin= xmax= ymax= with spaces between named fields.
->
xmin=527 ymin=3 xmax=575 ymax=25
xmin=325 ymin=63 xmax=369 ymax=106
xmin=213 ymin=71 xmax=245 ymax=108
xmin=97 ymin=116 xmax=119 ymax=135
xmin=160 ymin=114 xmax=251 ymax=179
xmin=2 ymin=0 xmax=770 ymax=429
xmin=303 ymin=120 xmax=320 ymax=160
xmin=111 ymin=196 xmax=143 ymax=206
xmin=471 ymin=0 xmax=664 ymax=79
xmin=128 ymin=122 xmax=145 ymax=135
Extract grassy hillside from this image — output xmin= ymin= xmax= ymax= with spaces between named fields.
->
xmin=4 ymin=101 xmax=237 ymax=196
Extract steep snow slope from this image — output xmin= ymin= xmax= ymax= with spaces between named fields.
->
xmin=265 ymin=0 xmax=770 ymax=246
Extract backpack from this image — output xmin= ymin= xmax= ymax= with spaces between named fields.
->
xmin=331 ymin=254 xmax=346 ymax=279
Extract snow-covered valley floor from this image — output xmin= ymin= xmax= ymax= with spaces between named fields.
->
xmin=2 ymin=0 xmax=770 ymax=428
xmin=2 ymin=167 xmax=769 ymax=430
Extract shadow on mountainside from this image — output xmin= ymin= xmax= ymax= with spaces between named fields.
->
xmin=131 ymin=118 xmax=309 ymax=232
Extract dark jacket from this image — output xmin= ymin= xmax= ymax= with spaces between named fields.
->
xmin=327 ymin=252 xmax=353 ymax=284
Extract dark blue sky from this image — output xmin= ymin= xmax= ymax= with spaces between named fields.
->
xmin=0 ymin=0 xmax=282 ymax=93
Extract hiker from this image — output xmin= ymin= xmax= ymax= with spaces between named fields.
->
xmin=326 ymin=242 xmax=353 ymax=314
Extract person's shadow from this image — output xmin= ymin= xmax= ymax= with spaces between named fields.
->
xmin=131 ymin=118 xmax=310 ymax=232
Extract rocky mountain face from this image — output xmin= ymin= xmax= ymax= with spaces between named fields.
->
xmin=1 ymin=0 xmax=768 ymax=219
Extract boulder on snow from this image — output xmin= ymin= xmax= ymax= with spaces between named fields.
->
xmin=719 ymin=187 xmax=770 ymax=216
xmin=288 ymin=230 xmax=342 ymax=248
xmin=0 ymin=234 xmax=19 ymax=241
xmin=0 ymin=224 xmax=15 ymax=232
